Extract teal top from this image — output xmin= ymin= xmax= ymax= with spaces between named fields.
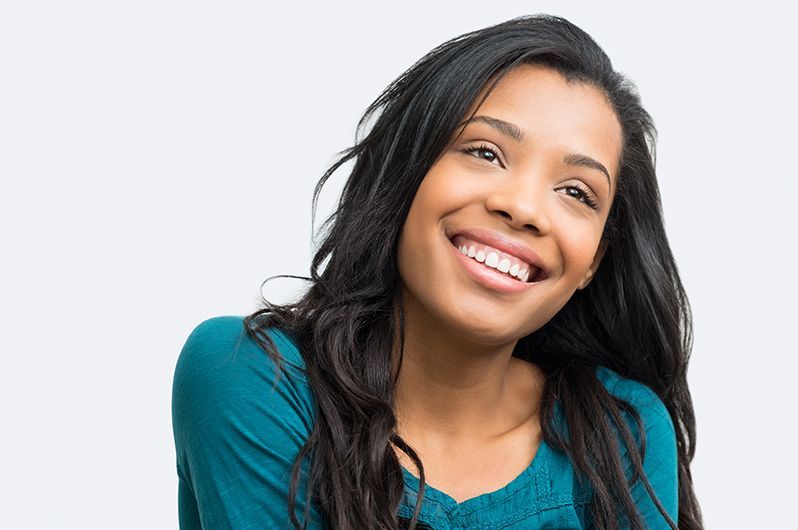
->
xmin=172 ymin=316 xmax=678 ymax=529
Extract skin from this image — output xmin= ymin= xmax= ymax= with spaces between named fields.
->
xmin=391 ymin=64 xmax=623 ymax=503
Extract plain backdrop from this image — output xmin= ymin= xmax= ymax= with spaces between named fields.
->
xmin=2 ymin=1 xmax=795 ymax=528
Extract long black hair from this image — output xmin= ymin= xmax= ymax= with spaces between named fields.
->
xmin=244 ymin=13 xmax=702 ymax=530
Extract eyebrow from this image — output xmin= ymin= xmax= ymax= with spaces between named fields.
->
xmin=562 ymin=153 xmax=611 ymax=186
xmin=461 ymin=115 xmax=526 ymax=143
xmin=460 ymin=114 xmax=612 ymax=186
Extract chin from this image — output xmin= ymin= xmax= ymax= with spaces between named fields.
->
xmin=441 ymin=308 xmax=529 ymax=346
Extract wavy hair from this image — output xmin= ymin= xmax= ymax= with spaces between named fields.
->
xmin=244 ymin=14 xmax=702 ymax=530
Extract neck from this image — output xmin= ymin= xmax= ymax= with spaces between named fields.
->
xmin=391 ymin=291 xmax=543 ymax=446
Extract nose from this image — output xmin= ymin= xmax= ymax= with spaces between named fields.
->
xmin=484 ymin=175 xmax=552 ymax=235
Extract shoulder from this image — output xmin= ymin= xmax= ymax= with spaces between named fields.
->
xmin=595 ymin=365 xmax=672 ymax=428
xmin=593 ymin=364 xmax=676 ymax=459
xmin=171 ymin=316 xmax=324 ymax=528
xmin=172 ymin=315 xmax=316 ymax=436
xmin=176 ymin=315 xmax=308 ymax=375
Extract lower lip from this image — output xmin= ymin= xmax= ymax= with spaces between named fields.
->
xmin=448 ymin=238 xmax=539 ymax=294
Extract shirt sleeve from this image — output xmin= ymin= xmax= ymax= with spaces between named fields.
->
xmin=610 ymin=376 xmax=679 ymax=529
xmin=171 ymin=316 xmax=325 ymax=530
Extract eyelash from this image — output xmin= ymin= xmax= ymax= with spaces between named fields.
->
xmin=460 ymin=143 xmax=600 ymax=210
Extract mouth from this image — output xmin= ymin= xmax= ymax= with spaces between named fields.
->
xmin=447 ymin=234 xmax=549 ymax=284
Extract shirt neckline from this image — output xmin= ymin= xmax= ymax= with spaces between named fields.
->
xmin=399 ymin=437 xmax=551 ymax=514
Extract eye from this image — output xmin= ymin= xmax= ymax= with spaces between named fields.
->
xmin=558 ymin=184 xmax=599 ymax=210
xmin=461 ymin=143 xmax=504 ymax=167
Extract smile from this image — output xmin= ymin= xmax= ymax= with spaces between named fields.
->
xmin=451 ymin=234 xmax=546 ymax=283
xmin=446 ymin=226 xmax=550 ymax=281
xmin=447 ymin=237 xmax=548 ymax=294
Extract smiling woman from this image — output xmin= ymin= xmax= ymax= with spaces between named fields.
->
xmin=172 ymin=14 xmax=703 ymax=530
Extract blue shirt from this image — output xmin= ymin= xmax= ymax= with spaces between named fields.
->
xmin=172 ymin=316 xmax=678 ymax=529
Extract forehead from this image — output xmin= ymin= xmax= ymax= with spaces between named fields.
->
xmin=465 ymin=64 xmax=623 ymax=183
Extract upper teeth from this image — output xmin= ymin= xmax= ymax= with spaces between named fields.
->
xmin=454 ymin=237 xmax=532 ymax=282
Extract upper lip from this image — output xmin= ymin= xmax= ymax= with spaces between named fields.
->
xmin=447 ymin=227 xmax=549 ymax=278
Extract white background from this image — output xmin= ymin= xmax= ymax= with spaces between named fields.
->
xmin=2 ymin=1 xmax=795 ymax=528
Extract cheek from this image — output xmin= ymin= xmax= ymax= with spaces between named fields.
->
xmin=397 ymin=221 xmax=425 ymax=273
xmin=396 ymin=197 xmax=437 ymax=285
xmin=414 ymin=156 xmax=479 ymax=206
xmin=558 ymin=224 xmax=604 ymax=274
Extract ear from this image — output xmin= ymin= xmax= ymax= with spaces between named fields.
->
xmin=577 ymin=239 xmax=608 ymax=290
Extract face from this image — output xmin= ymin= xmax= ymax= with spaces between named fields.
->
xmin=396 ymin=64 xmax=622 ymax=346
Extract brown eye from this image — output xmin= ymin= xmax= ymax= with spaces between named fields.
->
xmin=564 ymin=187 xmax=584 ymax=200
xmin=461 ymin=143 xmax=503 ymax=167
xmin=558 ymin=184 xmax=599 ymax=210
xmin=474 ymin=147 xmax=497 ymax=162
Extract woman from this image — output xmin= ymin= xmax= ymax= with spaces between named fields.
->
xmin=172 ymin=14 xmax=702 ymax=529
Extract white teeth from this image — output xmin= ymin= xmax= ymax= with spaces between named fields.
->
xmin=455 ymin=239 xmax=536 ymax=283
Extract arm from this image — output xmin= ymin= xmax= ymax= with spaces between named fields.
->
xmin=171 ymin=316 xmax=324 ymax=530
